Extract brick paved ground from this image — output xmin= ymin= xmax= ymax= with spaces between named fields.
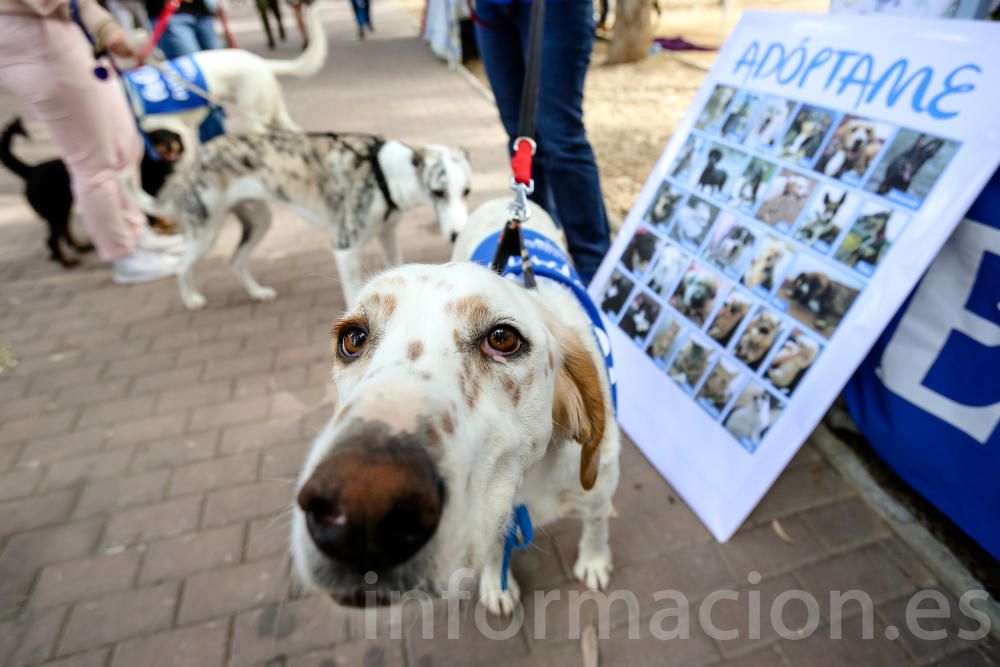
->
xmin=0 ymin=2 xmax=996 ymax=666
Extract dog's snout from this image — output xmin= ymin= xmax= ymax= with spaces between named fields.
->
xmin=297 ymin=430 xmax=444 ymax=573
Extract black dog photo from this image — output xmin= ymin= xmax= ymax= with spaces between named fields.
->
xmin=864 ymin=129 xmax=959 ymax=208
xmin=601 ymin=267 xmax=635 ymax=318
xmin=619 ymin=291 xmax=662 ymax=344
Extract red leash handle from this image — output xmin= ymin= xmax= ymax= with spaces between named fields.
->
xmin=511 ymin=136 xmax=535 ymax=186
xmin=139 ymin=0 xmax=182 ymax=62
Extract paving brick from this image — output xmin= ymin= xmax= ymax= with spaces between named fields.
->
xmin=285 ymin=639 xmax=406 ymax=667
xmin=229 ymin=596 xmax=350 ymax=666
xmin=72 ymin=469 xmax=170 ymax=519
xmin=54 ymin=379 xmax=130 ymax=410
xmin=260 ymin=441 xmax=311 ymax=482
xmin=129 ymin=364 xmax=203 ymax=396
xmin=169 ymin=451 xmax=259 ymax=497
xmin=28 ymin=364 xmax=104 ymax=393
xmin=204 ymin=354 xmax=275 ymax=382
xmin=878 ymin=589 xmax=985 ymax=665
xmin=17 ymin=428 xmax=107 ymax=466
xmin=801 ymin=497 xmax=890 ymax=553
xmin=708 ymin=573 xmax=809 ymax=657
xmin=881 ymin=538 xmax=938 ymax=589
xmin=216 ymin=314 xmax=282 ymax=341
xmin=110 ymin=619 xmax=229 ymax=667
xmin=104 ymin=351 xmax=177 ymax=380
xmin=2 ymin=409 xmax=78 ymax=442
xmin=101 ymin=496 xmax=202 ymax=547
xmin=0 ymin=488 xmax=77 ymax=537
xmin=175 ymin=339 xmax=244 ymax=367
xmin=104 ymin=413 xmax=187 ymax=446
xmin=246 ymin=515 xmax=293 ymax=560
xmin=140 ymin=524 xmax=244 ymax=584
xmin=202 ymin=480 xmax=292 ymax=527
xmin=130 ymin=430 xmax=219 ymax=473
xmin=149 ymin=326 xmax=217 ymax=353
xmin=40 ymin=447 xmax=133 ymax=491
xmin=778 ymin=612 xmax=912 ymax=667
xmin=747 ymin=463 xmax=851 ymax=524
xmin=721 ymin=516 xmax=825 ymax=579
xmin=58 ymin=583 xmax=178 ymax=655
xmin=596 ymin=619 xmax=720 ymax=667
xmin=234 ymin=366 xmax=309 ymax=399
xmin=2 ymin=393 xmax=56 ymax=420
xmin=716 ymin=645 xmax=787 ymax=667
xmin=0 ymin=606 xmax=67 ymax=667
xmin=0 ymin=466 xmax=42 ymax=501
xmin=188 ymin=396 xmax=271 ymax=432
xmin=795 ymin=543 xmax=914 ymax=619
xmin=275 ymin=344 xmax=326 ymax=370
xmin=220 ymin=419 xmax=303 ymax=455
xmin=407 ymin=601 xmax=530 ymax=667
xmin=35 ymin=647 xmax=110 ymax=667
xmin=30 ymin=549 xmax=141 ymax=609
xmin=77 ymin=395 xmax=155 ymax=429
xmin=155 ymin=380 xmax=233 ymax=414
xmin=932 ymin=650 xmax=993 ymax=666
xmin=178 ymin=555 xmax=289 ymax=624
xmin=0 ymin=517 xmax=104 ymax=573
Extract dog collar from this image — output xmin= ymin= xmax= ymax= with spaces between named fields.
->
xmin=369 ymin=138 xmax=397 ymax=220
xmin=471 ymin=229 xmax=618 ymax=412
xmin=501 ymin=504 xmax=533 ymax=592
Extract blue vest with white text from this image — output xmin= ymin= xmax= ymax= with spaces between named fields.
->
xmin=123 ymin=56 xmax=211 ymax=117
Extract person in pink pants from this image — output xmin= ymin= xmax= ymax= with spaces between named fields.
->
xmin=0 ymin=0 xmax=182 ymax=283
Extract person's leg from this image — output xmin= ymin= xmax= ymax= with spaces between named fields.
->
xmin=159 ymin=13 xmax=201 ymax=58
xmin=256 ymin=0 xmax=276 ymax=48
xmin=193 ymin=14 xmax=220 ymax=50
xmin=532 ymin=0 xmax=609 ymax=281
xmin=292 ymin=3 xmax=308 ymax=47
xmin=348 ymin=0 xmax=367 ymax=36
xmin=0 ymin=17 xmax=146 ymax=261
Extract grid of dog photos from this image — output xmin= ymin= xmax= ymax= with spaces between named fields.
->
xmin=600 ymin=84 xmax=960 ymax=453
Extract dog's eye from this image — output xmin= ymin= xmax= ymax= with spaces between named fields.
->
xmin=338 ymin=327 xmax=368 ymax=359
xmin=481 ymin=325 xmax=522 ymax=358
xmin=431 ymin=189 xmax=446 ymax=199
xmin=462 ymin=187 xmax=470 ymax=197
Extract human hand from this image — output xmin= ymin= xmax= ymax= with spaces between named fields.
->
xmin=102 ymin=24 xmax=136 ymax=57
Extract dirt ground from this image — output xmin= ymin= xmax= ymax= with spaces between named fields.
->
xmin=400 ymin=0 xmax=827 ymax=224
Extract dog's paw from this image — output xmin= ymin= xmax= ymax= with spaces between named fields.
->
xmin=574 ymin=554 xmax=612 ymax=591
xmin=249 ymin=286 xmax=277 ymax=302
xmin=183 ymin=293 xmax=207 ymax=310
xmin=479 ymin=572 xmax=520 ymax=616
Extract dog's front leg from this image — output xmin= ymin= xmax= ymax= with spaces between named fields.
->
xmin=478 ymin=550 xmax=521 ymax=617
xmin=574 ymin=510 xmax=613 ymax=591
xmin=376 ymin=219 xmax=403 ymax=267
xmin=331 ymin=245 xmax=365 ymax=308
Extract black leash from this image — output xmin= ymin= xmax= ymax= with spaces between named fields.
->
xmin=489 ymin=0 xmax=545 ymax=289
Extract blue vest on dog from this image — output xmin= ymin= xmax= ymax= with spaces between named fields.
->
xmin=470 ymin=228 xmax=618 ymax=412
xmin=124 ymin=56 xmax=211 ymax=116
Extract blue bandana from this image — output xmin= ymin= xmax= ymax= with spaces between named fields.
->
xmin=470 ymin=228 xmax=618 ymax=412
xmin=124 ymin=56 xmax=211 ymax=116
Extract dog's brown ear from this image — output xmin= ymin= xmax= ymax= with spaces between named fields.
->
xmin=551 ymin=329 xmax=608 ymax=491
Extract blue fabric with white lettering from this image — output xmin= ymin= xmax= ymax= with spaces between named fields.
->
xmin=471 ymin=227 xmax=617 ymax=412
xmin=843 ymin=168 xmax=1000 ymax=560
xmin=124 ymin=56 xmax=211 ymax=116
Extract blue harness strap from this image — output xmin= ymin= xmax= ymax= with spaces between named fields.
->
xmin=472 ymin=228 xmax=618 ymax=592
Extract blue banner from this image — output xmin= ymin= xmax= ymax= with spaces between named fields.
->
xmin=124 ymin=56 xmax=210 ymax=116
xmin=844 ymin=168 xmax=1000 ymax=559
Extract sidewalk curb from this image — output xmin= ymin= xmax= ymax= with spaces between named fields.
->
xmin=811 ymin=421 xmax=1000 ymax=641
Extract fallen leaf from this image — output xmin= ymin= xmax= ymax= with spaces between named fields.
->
xmin=582 ymin=621 xmax=599 ymax=667
xmin=772 ymin=518 xmax=795 ymax=544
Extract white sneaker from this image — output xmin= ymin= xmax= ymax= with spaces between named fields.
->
xmin=112 ymin=249 xmax=181 ymax=284
xmin=137 ymin=227 xmax=185 ymax=254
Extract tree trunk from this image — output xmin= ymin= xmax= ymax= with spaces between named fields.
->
xmin=606 ymin=0 xmax=653 ymax=64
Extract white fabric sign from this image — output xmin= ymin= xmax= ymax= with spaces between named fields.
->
xmin=589 ymin=12 xmax=1000 ymax=541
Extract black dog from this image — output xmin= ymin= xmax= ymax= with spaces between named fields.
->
xmin=738 ymin=161 xmax=765 ymax=205
xmin=621 ymin=231 xmax=659 ymax=275
xmin=698 ymin=149 xmax=728 ymax=194
xmin=1 ymin=118 xmax=183 ymax=267
xmin=601 ymin=271 xmax=634 ymax=316
xmin=877 ymin=135 xmax=944 ymax=195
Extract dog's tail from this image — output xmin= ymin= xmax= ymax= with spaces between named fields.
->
xmin=119 ymin=170 xmax=174 ymax=220
xmin=0 ymin=117 xmax=31 ymax=180
xmin=265 ymin=6 xmax=327 ymax=78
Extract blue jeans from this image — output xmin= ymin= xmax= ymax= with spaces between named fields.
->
xmin=159 ymin=13 xmax=225 ymax=142
xmin=474 ymin=0 xmax=610 ymax=283
xmin=349 ymin=0 xmax=371 ymax=28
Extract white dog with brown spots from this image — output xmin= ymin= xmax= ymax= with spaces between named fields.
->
xmin=292 ymin=198 xmax=620 ymax=616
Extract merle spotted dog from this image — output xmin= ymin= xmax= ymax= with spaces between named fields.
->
xmin=124 ymin=131 xmax=471 ymax=310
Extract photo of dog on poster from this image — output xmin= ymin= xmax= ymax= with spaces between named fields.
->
xmin=733 ymin=158 xmax=777 ymax=212
xmin=601 ymin=267 xmax=635 ymax=318
xmin=693 ymin=143 xmax=749 ymax=201
xmin=834 ymin=203 xmax=909 ymax=272
xmin=619 ymin=290 xmax=662 ymax=343
xmin=695 ymin=84 xmax=738 ymax=131
xmin=646 ymin=314 xmax=685 ymax=368
xmin=813 ymin=115 xmax=892 ymax=184
xmin=724 ymin=383 xmax=784 ymax=451
xmin=779 ymin=105 xmax=836 ymax=165
xmin=704 ymin=213 xmax=758 ymax=278
xmin=645 ymin=181 xmax=686 ymax=230
xmin=793 ymin=184 xmax=859 ymax=250
xmin=697 ymin=358 xmax=745 ymax=416
xmin=669 ymin=335 xmax=717 ymax=391
xmin=670 ymin=262 xmax=723 ymax=326
xmin=620 ymin=227 xmax=662 ymax=276
xmin=719 ymin=91 xmax=762 ymax=143
xmin=744 ymin=96 xmax=795 ymax=150
xmin=707 ymin=289 xmax=752 ymax=347
xmin=766 ymin=328 xmax=821 ymax=395
xmin=734 ymin=307 xmax=786 ymax=370
xmin=864 ymin=129 xmax=959 ymax=207
xmin=671 ymin=134 xmax=707 ymax=184
xmin=670 ymin=195 xmax=719 ymax=249
xmin=742 ymin=235 xmax=795 ymax=294
xmin=646 ymin=243 xmax=687 ymax=298
xmin=755 ymin=169 xmax=817 ymax=230
xmin=776 ymin=254 xmax=862 ymax=338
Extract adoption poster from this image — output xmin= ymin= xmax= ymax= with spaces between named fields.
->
xmin=590 ymin=12 xmax=1000 ymax=541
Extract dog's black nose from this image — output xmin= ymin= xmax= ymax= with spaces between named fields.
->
xmin=297 ymin=430 xmax=444 ymax=573
xmin=450 ymin=231 xmax=458 ymax=243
